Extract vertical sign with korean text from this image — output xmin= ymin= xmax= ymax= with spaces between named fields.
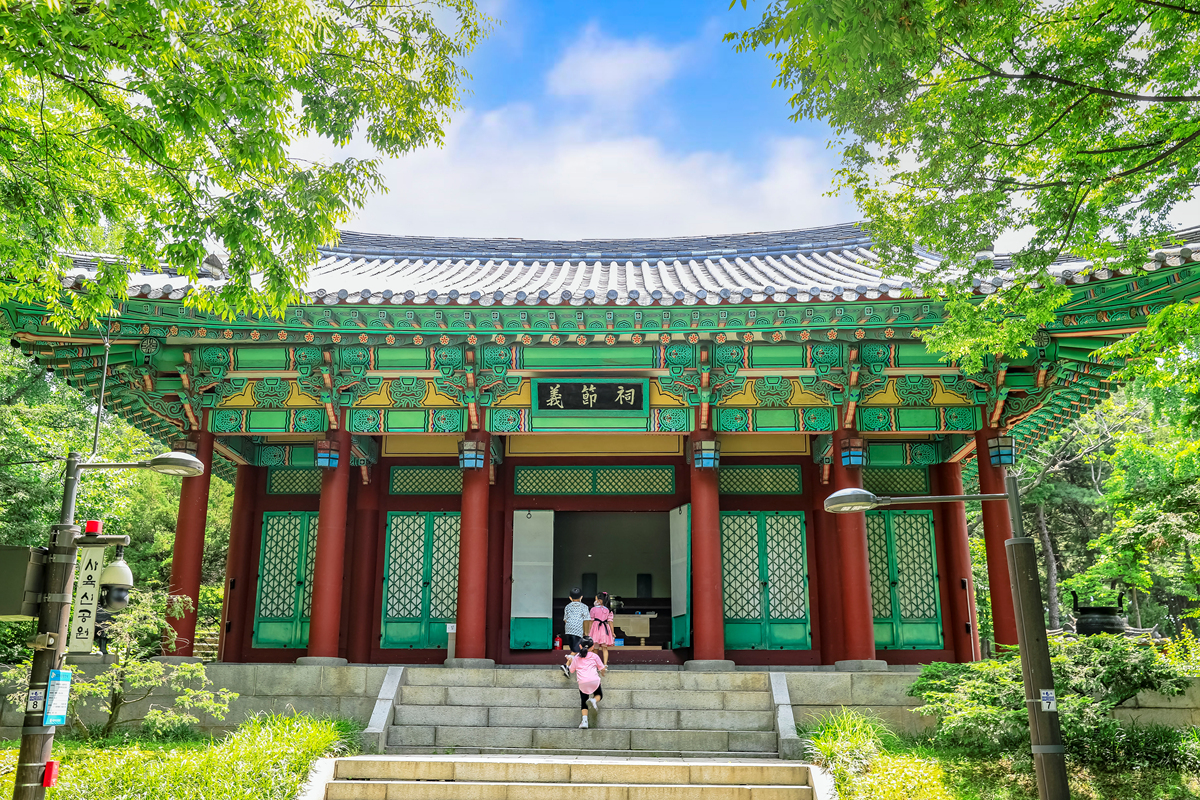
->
xmin=68 ymin=547 xmax=104 ymax=653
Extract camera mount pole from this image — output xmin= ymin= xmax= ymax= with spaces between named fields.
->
xmin=12 ymin=453 xmax=129 ymax=800
xmin=1005 ymin=474 xmax=1070 ymax=800
xmin=12 ymin=453 xmax=81 ymax=800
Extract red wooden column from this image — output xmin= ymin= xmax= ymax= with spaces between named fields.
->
xmin=168 ymin=426 xmax=215 ymax=656
xmin=975 ymin=423 xmax=1019 ymax=648
xmin=454 ymin=430 xmax=491 ymax=661
xmin=347 ymin=469 xmax=383 ymax=664
xmin=218 ymin=464 xmax=259 ymax=663
xmin=306 ymin=422 xmax=353 ymax=660
xmin=689 ymin=430 xmax=726 ymax=662
xmin=485 ymin=464 xmax=507 ymax=662
xmin=830 ymin=426 xmax=878 ymax=665
xmin=933 ymin=461 xmax=981 ymax=662
xmin=807 ymin=467 xmax=844 ymax=665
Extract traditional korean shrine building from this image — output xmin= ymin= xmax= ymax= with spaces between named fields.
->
xmin=7 ymin=223 xmax=1198 ymax=668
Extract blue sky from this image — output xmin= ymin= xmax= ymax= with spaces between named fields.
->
xmin=300 ymin=0 xmax=857 ymax=240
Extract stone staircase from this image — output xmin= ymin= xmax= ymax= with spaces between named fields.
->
xmin=386 ymin=667 xmax=780 ymax=758
xmin=192 ymin=630 xmax=221 ymax=662
xmin=326 ymin=754 xmax=815 ymax=799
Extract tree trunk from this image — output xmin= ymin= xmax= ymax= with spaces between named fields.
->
xmin=1036 ymin=504 xmax=1060 ymax=629
xmin=103 ymin=686 xmax=124 ymax=738
xmin=1129 ymin=585 xmax=1142 ymax=628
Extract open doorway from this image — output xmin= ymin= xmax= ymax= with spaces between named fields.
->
xmin=552 ymin=512 xmax=673 ymax=650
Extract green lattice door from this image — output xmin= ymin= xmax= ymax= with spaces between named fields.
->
xmin=866 ymin=510 xmax=943 ymax=649
xmin=720 ymin=511 xmax=810 ymax=650
xmin=253 ymin=511 xmax=319 ymax=649
xmin=669 ymin=504 xmax=691 ymax=648
xmin=381 ymin=512 xmax=460 ymax=649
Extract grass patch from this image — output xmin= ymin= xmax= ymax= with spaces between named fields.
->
xmin=802 ymin=708 xmax=1200 ymax=799
xmin=1 ymin=714 xmax=356 ymax=800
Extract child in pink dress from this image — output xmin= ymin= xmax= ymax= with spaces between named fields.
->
xmin=568 ymin=636 xmax=606 ymax=728
xmin=587 ymin=591 xmax=615 ymax=666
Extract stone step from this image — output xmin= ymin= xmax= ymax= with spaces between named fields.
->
xmin=398 ymin=686 xmax=773 ymax=711
xmin=328 ymin=756 xmax=811 ymax=799
xmin=326 ymin=779 xmax=811 ymax=799
xmin=402 ymin=668 xmax=770 ymax=692
xmin=382 ymin=747 xmax=782 ymax=759
xmin=336 ymin=755 xmax=809 ymax=785
xmin=394 ymin=705 xmax=774 ymax=731
xmin=385 ymin=725 xmax=777 ymax=753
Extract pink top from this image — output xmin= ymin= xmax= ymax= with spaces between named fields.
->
xmin=589 ymin=605 xmax=615 ymax=645
xmin=570 ymin=651 xmax=606 ymax=694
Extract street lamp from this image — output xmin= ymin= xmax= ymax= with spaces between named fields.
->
xmin=13 ymin=449 xmax=205 ymax=800
xmin=824 ymin=475 xmax=1070 ymax=800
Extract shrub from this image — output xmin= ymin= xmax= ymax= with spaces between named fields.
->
xmin=140 ymin=710 xmax=207 ymax=742
xmin=0 ymin=620 xmax=33 ymax=666
xmin=1 ymin=589 xmax=235 ymax=738
xmin=802 ymin=708 xmax=895 ymax=782
xmin=908 ymin=633 xmax=1195 ymax=769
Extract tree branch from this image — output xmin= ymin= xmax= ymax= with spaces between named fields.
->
xmin=946 ymin=41 xmax=1200 ymax=103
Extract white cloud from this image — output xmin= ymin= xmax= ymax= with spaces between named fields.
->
xmin=294 ymin=104 xmax=852 ymax=240
xmin=545 ymin=23 xmax=687 ymax=112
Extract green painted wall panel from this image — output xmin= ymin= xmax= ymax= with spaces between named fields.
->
xmin=235 ymin=348 xmax=288 ymax=370
xmin=532 ymin=415 xmax=648 ymax=432
xmin=509 ymin=617 xmax=552 ymax=649
xmin=867 ymin=442 xmax=906 ymax=466
xmin=247 ymin=409 xmax=288 ymax=432
xmin=724 ymin=622 xmax=764 ymax=650
xmin=749 ymin=345 xmax=807 ymax=367
xmin=753 ymin=409 xmax=798 ymax=430
xmin=895 ymin=343 xmax=947 ymax=367
xmin=290 ymin=449 xmax=316 ymax=468
xmin=376 ymin=347 xmax=429 ymax=369
xmin=896 ymin=407 xmax=938 ymax=430
xmin=522 ymin=347 xmax=656 ymax=369
xmin=384 ymin=409 xmax=427 ymax=432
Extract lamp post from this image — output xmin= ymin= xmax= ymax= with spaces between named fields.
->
xmin=12 ymin=450 xmax=205 ymax=800
xmin=824 ymin=476 xmax=1070 ymax=800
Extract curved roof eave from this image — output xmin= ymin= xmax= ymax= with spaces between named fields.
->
xmin=56 ymin=222 xmax=1200 ymax=307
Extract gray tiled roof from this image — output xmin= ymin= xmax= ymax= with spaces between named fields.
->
xmin=64 ymin=223 xmax=1199 ymax=307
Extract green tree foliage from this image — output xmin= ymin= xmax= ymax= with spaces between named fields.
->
xmin=909 ymin=634 xmax=1195 ymax=768
xmin=1 ymin=589 xmax=236 ymax=737
xmin=0 ymin=339 xmax=230 ymax=583
xmin=732 ymin=0 xmax=1199 ymax=372
xmin=0 ymin=0 xmax=488 ymax=329
xmin=1063 ymin=400 xmax=1200 ymax=626
xmin=0 ymin=328 xmax=233 ymax=657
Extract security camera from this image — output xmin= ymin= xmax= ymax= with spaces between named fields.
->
xmin=98 ymin=548 xmax=134 ymax=612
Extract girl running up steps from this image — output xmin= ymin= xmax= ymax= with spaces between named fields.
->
xmin=569 ymin=636 xmax=606 ymax=728
xmin=588 ymin=591 xmax=615 ymax=666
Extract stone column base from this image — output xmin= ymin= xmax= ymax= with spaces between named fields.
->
xmin=296 ymin=656 xmax=349 ymax=666
xmin=834 ymin=659 xmax=889 ymax=672
xmin=683 ymin=659 xmax=737 ymax=672
xmin=444 ymin=657 xmax=495 ymax=669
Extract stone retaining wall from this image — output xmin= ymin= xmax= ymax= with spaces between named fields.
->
xmin=1116 ymin=680 xmax=1200 ymax=727
xmin=4 ymin=665 xmax=1198 ymax=742
xmin=1 ymin=664 xmax=392 ymax=739
xmin=787 ymin=671 xmax=933 ymax=735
